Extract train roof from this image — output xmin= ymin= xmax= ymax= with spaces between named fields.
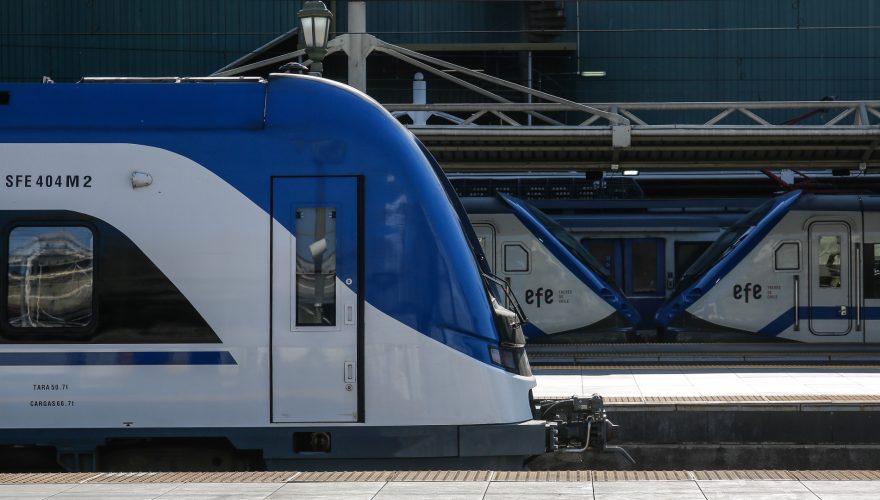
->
xmin=0 ymin=74 xmax=391 ymax=132
xmin=792 ymin=192 xmax=876 ymax=211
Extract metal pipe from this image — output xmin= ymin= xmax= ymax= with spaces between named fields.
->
xmin=376 ymin=39 xmax=629 ymax=125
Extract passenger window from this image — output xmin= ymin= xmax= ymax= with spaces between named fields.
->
xmin=503 ymin=243 xmax=529 ymax=273
xmin=864 ymin=244 xmax=880 ymax=299
xmin=774 ymin=242 xmax=800 ymax=271
xmin=295 ymin=208 xmax=336 ymax=326
xmin=631 ymin=241 xmax=659 ymax=294
xmin=818 ymin=235 xmax=841 ymax=288
xmin=7 ymin=226 xmax=94 ymax=328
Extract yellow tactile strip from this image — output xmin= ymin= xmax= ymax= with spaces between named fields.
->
xmin=3 ymin=470 xmax=880 ymax=483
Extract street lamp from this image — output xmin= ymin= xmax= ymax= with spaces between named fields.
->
xmin=298 ymin=1 xmax=333 ymax=76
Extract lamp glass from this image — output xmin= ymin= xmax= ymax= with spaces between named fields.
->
xmin=302 ymin=17 xmax=315 ymax=48
xmin=313 ymin=16 xmax=330 ymax=47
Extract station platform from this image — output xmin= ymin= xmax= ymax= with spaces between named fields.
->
xmin=533 ymin=366 xmax=880 ymax=403
xmin=533 ymin=367 xmax=880 ymax=470
xmin=1 ymin=470 xmax=879 ymax=499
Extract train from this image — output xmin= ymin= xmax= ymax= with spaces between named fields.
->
xmin=656 ymin=190 xmax=880 ymax=342
xmin=538 ymin=197 xmax=762 ymax=332
xmin=463 ymin=195 xmax=640 ymax=342
xmin=0 ymin=75 xmax=620 ymax=471
xmin=450 ymin=175 xmax=765 ymax=333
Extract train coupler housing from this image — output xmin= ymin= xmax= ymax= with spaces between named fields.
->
xmin=539 ymin=395 xmax=635 ymax=464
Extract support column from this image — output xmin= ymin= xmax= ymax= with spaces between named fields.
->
xmin=347 ymin=1 xmax=367 ymax=92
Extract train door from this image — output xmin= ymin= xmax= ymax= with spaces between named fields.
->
xmin=472 ymin=223 xmax=496 ymax=271
xmin=808 ymin=222 xmax=852 ymax=336
xmin=271 ymin=177 xmax=361 ymax=423
xmin=582 ymin=238 xmax=664 ymax=330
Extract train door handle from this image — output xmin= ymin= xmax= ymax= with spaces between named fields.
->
xmin=345 ymin=304 xmax=355 ymax=325
xmin=840 ymin=305 xmax=848 ymax=317
xmin=344 ymin=361 xmax=356 ymax=383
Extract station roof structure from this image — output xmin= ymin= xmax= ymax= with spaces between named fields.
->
xmin=389 ymin=100 xmax=880 ymax=172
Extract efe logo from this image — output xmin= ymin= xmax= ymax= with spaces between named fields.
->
xmin=733 ymin=283 xmax=762 ymax=303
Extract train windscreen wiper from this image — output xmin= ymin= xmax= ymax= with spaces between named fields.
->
xmin=482 ymin=271 xmax=528 ymax=327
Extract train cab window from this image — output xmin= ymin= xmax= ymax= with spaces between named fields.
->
xmin=774 ymin=242 xmax=800 ymax=271
xmin=7 ymin=226 xmax=94 ymax=328
xmin=675 ymin=242 xmax=711 ymax=281
xmin=818 ymin=235 xmax=841 ymax=288
xmin=864 ymin=244 xmax=880 ymax=299
xmin=295 ymin=208 xmax=337 ymax=326
xmin=631 ymin=241 xmax=659 ymax=294
xmin=503 ymin=243 xmax=529 ymax=273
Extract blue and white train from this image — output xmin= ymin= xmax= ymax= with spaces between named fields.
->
xmin=656 ymin=190 xmax=880 ymax=342
xmin=0 ymin=76 xmax=616 ymax=471
xmin=464 ymin=195 xmax=640 ymax=342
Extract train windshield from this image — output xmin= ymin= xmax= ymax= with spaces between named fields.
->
xmin=512 ymin=197 xmax=613 ymax=282
xmin=676 ymin=197 xmax=778 ymax=292
xmin=416 ymin=141 xmax=527 ymax=327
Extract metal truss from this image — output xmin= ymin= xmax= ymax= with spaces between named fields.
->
xmin=213 ymin=31 xmax=880 ymax=172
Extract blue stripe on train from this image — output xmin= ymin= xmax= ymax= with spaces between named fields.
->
xmin=758 ymin=307 xmax=880 ymax=336
xmin=0 ymin=351 xmax=237 ymax=366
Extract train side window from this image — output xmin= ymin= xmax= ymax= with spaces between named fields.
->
xmin=7 ymin=226 xmax=94 ymax=328
xmin=503 ymin=243 xmax=529 ymax=273
xmin=818 ymin=235 xmax=841 ymax=288
xmin=864 ymin=244 xmax=880 ymax=299
xmin=295 ymin=207 xmax=337 ymax=326
xmin=774 ymin=242 xmax=800 ymax=271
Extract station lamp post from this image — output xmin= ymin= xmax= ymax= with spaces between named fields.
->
xmin=298 ymin=1 xmax=333 ymax=76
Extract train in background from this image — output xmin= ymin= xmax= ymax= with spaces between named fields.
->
xmin=463 ymin=195 xmax=640 ymax=343
xmin=657 ymin=190 xmax=880 ymax=343
xmin=452 ymin=174 xmax=763 ymax=333
xmin=538 ymin=197 xmax=762 ymax=332
xmin=0 ymin=76 xmax=619 ymax=471
xmin=453 ymin=171 xmax=880 ymax=334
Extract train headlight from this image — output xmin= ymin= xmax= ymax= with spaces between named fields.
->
xmin=488 ymin=345 xmax=518 ymax=372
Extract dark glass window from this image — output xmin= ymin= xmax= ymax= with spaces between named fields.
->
xmin=503 ymin=244 xmax=529 ymax=272
xmin=586 ymin=239 xmax=614 ymax=277
xmin=675 ymin=241 xmax=711 ymax=281
xmin=295 ymin=207 xmax=336 ymax=326
xmin=632 ymin=240 xmax=659 ymax=294
xmin=774 ymin=242 xmax=800 ymax=271
xmin=8 ymin=226 xmax=94 ymax=328
xmin=864 ymin=244 xmax=880 ymax=299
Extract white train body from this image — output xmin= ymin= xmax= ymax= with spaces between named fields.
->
xmin=657 ymin=191 xmax=880 ymax=342
xmin=465 ymin=196 xmax=639 ymax=342
xmin=0 ymin=76 xmax=566 ymax=470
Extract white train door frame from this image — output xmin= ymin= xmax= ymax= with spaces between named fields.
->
xmin=808 ymin=221 xmax=853 ymax=337
xmin=270 ymin=176 xmax=362 ymax=423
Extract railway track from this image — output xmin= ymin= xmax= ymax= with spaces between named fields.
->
xmin=526 ymin=342 xmax=880 ymax=367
